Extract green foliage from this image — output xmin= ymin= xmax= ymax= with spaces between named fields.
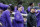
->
xmin=0 ymin=0 xmax=40 ymax=10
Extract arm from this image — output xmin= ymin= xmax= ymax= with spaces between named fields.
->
xmin=6 ymin=12 xmax=12 ymax=27
xmin=36 ymin=13 xmax=39 ymax=16
xmin=14 ymin=6 xmax=17 ymax=12
xmin=36 ymin=10 xmax=40 ymax=16
xmin=21 ymin=11 xmax=27 ymax=14
xmin=27 ymin=7 xmax=30 ymax=12
xmin=14 ymin=13 xmax=24 ymax=22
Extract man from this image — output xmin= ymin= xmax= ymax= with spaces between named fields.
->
xmin=27 ymin=2 xmax=34 ymax=13
xmin=1 ymin=5 xmax=14 ymax=27
xmin=14 ymin=5 xmax=17 ymax=12
xmin=14 ymin=1 xmax=27 ymax=14
xmin=13 ymin=5 xmax=24 ymax=27
xmin=0 ymin=7 xmax=5 ymax=27
xmin=36 ymin=10 xmax=40 ymax=27
xmin=35 ymin=3 xmax=40 ymax=9
xmin=27 ymin=8 xmax=36 ymax=27
xmin=0 ymin=4 xmax=9 ymax=17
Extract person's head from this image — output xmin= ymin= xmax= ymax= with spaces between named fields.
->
xmin=18 ymin=1 xmax=22 ymax=5
xmin=7 ymin=5 xmax=14 ymax=13
xmin=0 ymin=9 xmax=2 ymax=13
xmin=9 ymin=4 xmax=12 ymax=6
xmin=29 ymin=2 xmax=34 ymax=7
xmin=30 ymin=8 xmax=35 ymax=13
xmin=15 ymin=5 xmax=17 ymax=7
xmin=0 ymin=7 xmax=3 ymax=13
xmin=17 ymin=5 xmax=22 ymax=12
xmin=38 ymin=3 xmax=40 ymax=7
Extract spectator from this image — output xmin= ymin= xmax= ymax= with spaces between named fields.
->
xmin=36 ymin=9 xmax=40 ymax=27
xmin=12 ymin=5 xmax=24 ymax=27
xmin=0 ymin=5 xmax=14 ymax=27
xmin=27 ymin=8 xmax=36 ymax=27
xmin=27 ymin=2 xmax=34 ymax=13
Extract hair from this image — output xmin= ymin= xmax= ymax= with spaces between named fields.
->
xmin=0 ymin=1 xmax=6 ymax=4
xmin=17 ymin=5 xmax=22 ymax=10
xmin=18 ymin=1 xmax=22 ymax=5
xmin=29 ymin=2 xmax=34 ymax=6
xmin=7 ymin=5 xmax=14 ymax=11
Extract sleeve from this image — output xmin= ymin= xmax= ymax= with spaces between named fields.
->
xmin=23 ymin=11 xmax=27 ymax=14
xmin=21 ymin=10 xmax=27 ymax=14
xmin=37 ymin=10 xmax=40 ymax=13
xmin=14 ymin=7 xmax=17 ymax=12
xmin=6 ymin=12 xmax=12 ymax=27
xmin=14 ymin=13 xmax=24 ymax=22
xmin=36 ymin=10 xmax=40 ymax=16
xmin=27 ymin=7 xmax=30 ymax=12
xmin=36 ymin=13 xmax=39 ymax=16
xmin=21 ymin=6 xmax=24 ymax=13
xmin=27 ymin=14 xmax=32 ymax=26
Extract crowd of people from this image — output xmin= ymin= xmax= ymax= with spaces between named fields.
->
xmin=0 ymin=1 xmax=27 ymax=27
xmin=0 ymin=1 xmax=40 ymax=27
xmin=27 ymin=3 xmax=40 ymax=27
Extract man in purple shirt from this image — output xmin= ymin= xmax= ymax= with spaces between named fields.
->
xmin=13 ymin=5 xmax=24 ymax=27
xmin=0 ymin=7 xmax=6 ymax=27
xmin=14 ymin=1 xmax=27 ymax=14
xmin=27 ymin=2 xmax=34 ymax=13
xmin=36 ymin=10 xmax=40 ymax=27
xmin=1 ymin=5 xmax=14 ymax=27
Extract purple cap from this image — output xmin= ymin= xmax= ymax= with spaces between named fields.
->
xmin=9 ymin=4 xmax=12 ymax=6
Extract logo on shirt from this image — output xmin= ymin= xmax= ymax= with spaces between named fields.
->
xmin=17 ymin=15 xmax=19 ymax=18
